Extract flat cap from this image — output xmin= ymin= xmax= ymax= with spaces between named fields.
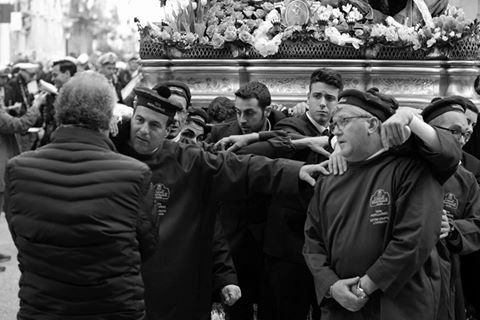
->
xmin=338 ymin=88 xmax=397 ymax=122
xmin=98 ymin=52 xmax=118 ymax=65
xmin=153 ymin=80 xmax=191 ymax=106
xmin=134 ymin=87 xmax=182 ymax=118
xmin=422 ymin=95 xmax=473 ymax=123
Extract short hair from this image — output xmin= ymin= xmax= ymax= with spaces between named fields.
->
xmin=309 ymin=68 xmax=344 ymax=92
xmin=53 ymin=59 xmax=77 ymax=77
xmin=207 ymin=96 xmax=236 ymax=123
xmin=55 ymin=71 xmax=116 ymax=131
xmin=235 ymin=81 xmax=271 ymax=110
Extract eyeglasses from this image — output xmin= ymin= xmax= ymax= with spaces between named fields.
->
xmin=329 ymin=116 xmax=371 ymax=132
xmin=434 ymin=125 xmax=471 ymax=141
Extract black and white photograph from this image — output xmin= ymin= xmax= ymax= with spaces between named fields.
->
xmin=0 ymin=0 xmax=480 ymax=319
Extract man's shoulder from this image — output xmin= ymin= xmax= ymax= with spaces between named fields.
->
xmin=210 ymin=120 xmax=241 ymax=141
xmin=269 ymin=109 xmax=286 ymax=126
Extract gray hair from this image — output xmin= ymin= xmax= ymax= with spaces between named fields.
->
xmin=55 ymin=71 xmax=116 ymax=131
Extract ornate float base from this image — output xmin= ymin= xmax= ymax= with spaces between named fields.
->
xmin=140 ymin=58 xmax=479 ymax=108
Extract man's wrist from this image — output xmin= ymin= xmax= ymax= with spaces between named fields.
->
xmin=247 ymin=133 xmax=260 ymax=143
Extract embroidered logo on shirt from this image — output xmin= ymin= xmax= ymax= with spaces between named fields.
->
xmin=370 ymin=189 xmax=391 ymax=207
xmin=154 ymin=183 xmax=170 ymax=217
xmin=443 ymin=193 xmax=458 ymax=210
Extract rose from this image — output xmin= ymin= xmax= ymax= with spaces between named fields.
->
xmin=206 ymin=25 xmax=217 ymax=38
xmin=211 ymin=33 xmax=226 ymax=48
xmin=238 ymin=23 xmax=250 ymax=33
xmin=238 ymin=30 xmax=254 ymax=44
xmin=254 ymin=9 xmax=266 ymax=19
xmin=261 ymin=2 xmax=275 ymax=12
xmin=224 ymin=29 xmax=237 ymax=42
xmin=234 ymin=12 xmax=244 ymax=20
xmin=217 ymin=22 xmax=229 ymax=34
xmin=243 ymin=10 xmax=254 ymax=18
xmin=199 ymin=36 xmax=209 ymax=45
xmin=245 ymin=19 xmax=257 ymax=29
xmin=215 ymin=10 xmax=225 ymax=19
xmin=185 ymin=32 xmax=197 ymax=45
xmin=233 ymin=2 xmax=246 ymax=11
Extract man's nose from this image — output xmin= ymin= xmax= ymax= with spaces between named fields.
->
xmin=238 ymin=113 xmax=247 ymax=123
xmin=139 ymin=122 xmax=149 ymax=135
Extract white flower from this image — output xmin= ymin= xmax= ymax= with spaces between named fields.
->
xmin=253 ymin=21 xmax=283 ymax=57
xmin=342 ymin=3 xmax=352 ymax=13
xmin=426 ymin=38 xmax=436 ymax=47
xmin=200 ymin=0 xmax=207 ymax=6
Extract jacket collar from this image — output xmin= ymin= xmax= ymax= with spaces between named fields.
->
xmin=51 ymin=125 xmax=117 ymax=151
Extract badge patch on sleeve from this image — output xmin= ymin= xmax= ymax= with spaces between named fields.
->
xmin=154 ymin=183 xmax=170 ymax=217
xmin=369 ymin=189 xmax=390 ymax=225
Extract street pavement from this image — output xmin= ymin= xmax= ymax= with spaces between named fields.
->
xmin=0 ymin=213 xmax=19 ymax=320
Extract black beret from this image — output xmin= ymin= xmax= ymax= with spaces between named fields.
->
xmin=422 ymin=95 xmax=473 ymax=123
xmin=134 ymin=87 xmax=181 ymax=118
xmin=187 ymin=107 xmax=208 ymax=128
xmin=153 ymin=80 xmax=191 ymax=106
xmin=337 ymin=88 xmax=396 ymax=122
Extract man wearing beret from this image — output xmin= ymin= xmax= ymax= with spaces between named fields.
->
xmin=417 ymin=97 xmax=480 ymax=320
xmin=304 ymin=89 xmax=444 ymax=320
xmin=177 ymin=107 xmax=209 ymax=144
xmin=153 ymin=80 xmax=192 ymax=141
xmin=111 ymin=86 xmax=324 ymax=320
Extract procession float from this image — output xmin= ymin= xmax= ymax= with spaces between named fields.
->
xmin=136 ymin=0 xmax=480 ymax=107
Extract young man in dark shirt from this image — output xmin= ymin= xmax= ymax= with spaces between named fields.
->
xmin=304 ymin=89 xmax=444 ymax=320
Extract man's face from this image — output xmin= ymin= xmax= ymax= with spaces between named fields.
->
xmin=307 ymin=81 xmax=340 ymax=126
xmin=130 ymin=105 xmax=170 ymax=154
xmin=434 ymin=111 xmax=470 ymax=148
xmin=179 ymin=120 xmax=205 ymax=143
xmin=51 ymin=65 xmax=71 ymax=89
xmin=331 ymin=105 xmax=374 ymax=162
xmin=167 ymin=94 xmax=188 ymax=139
xmin=235 ymin=97 xmax=270 ymax=134
xmin=129 ymin=60 xmax=140 ymax=72
xmin=465 ymin=108 xmax=478 ymax=141
xmin=100 ymin=63 xmax=116 ymax=80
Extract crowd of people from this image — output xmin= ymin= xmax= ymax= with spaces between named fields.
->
xmin=1 ymin=53 xmax=480 ymax=320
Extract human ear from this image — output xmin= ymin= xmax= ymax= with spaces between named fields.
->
xmin=264 ymin=105 xmax=272 ymax=117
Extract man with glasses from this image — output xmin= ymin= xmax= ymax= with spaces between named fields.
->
xmin=419 ymin=97 xmax=480 ymax=320
xmin=304 ymin=88 xmax=444 ymax=320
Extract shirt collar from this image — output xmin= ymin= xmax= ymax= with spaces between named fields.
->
xmin=306 ymin=111 xmax=327 ymax=135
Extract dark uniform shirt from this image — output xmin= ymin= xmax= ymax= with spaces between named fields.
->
xmin=304 ymin=151 xmax=443 ymax=320
xmin=114 ymin=138 xmax=304 ymax=320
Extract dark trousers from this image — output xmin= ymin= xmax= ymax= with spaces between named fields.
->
xmin=225 ymin=231 xmax=265 ymax=320
xmin=263 ymin=254 xmax=320 ymax=320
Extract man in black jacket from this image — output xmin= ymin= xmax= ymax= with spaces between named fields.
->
xmin=4 ymin=71 xmax=157 ymax=320
xmin=111 ymin=86 xmax=324 ymax=320
xmin=207 ymin=81 xmax=286 ymax=320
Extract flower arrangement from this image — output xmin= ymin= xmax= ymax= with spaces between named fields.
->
xmin=137 ymin=0 xmax=479 ymax=59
